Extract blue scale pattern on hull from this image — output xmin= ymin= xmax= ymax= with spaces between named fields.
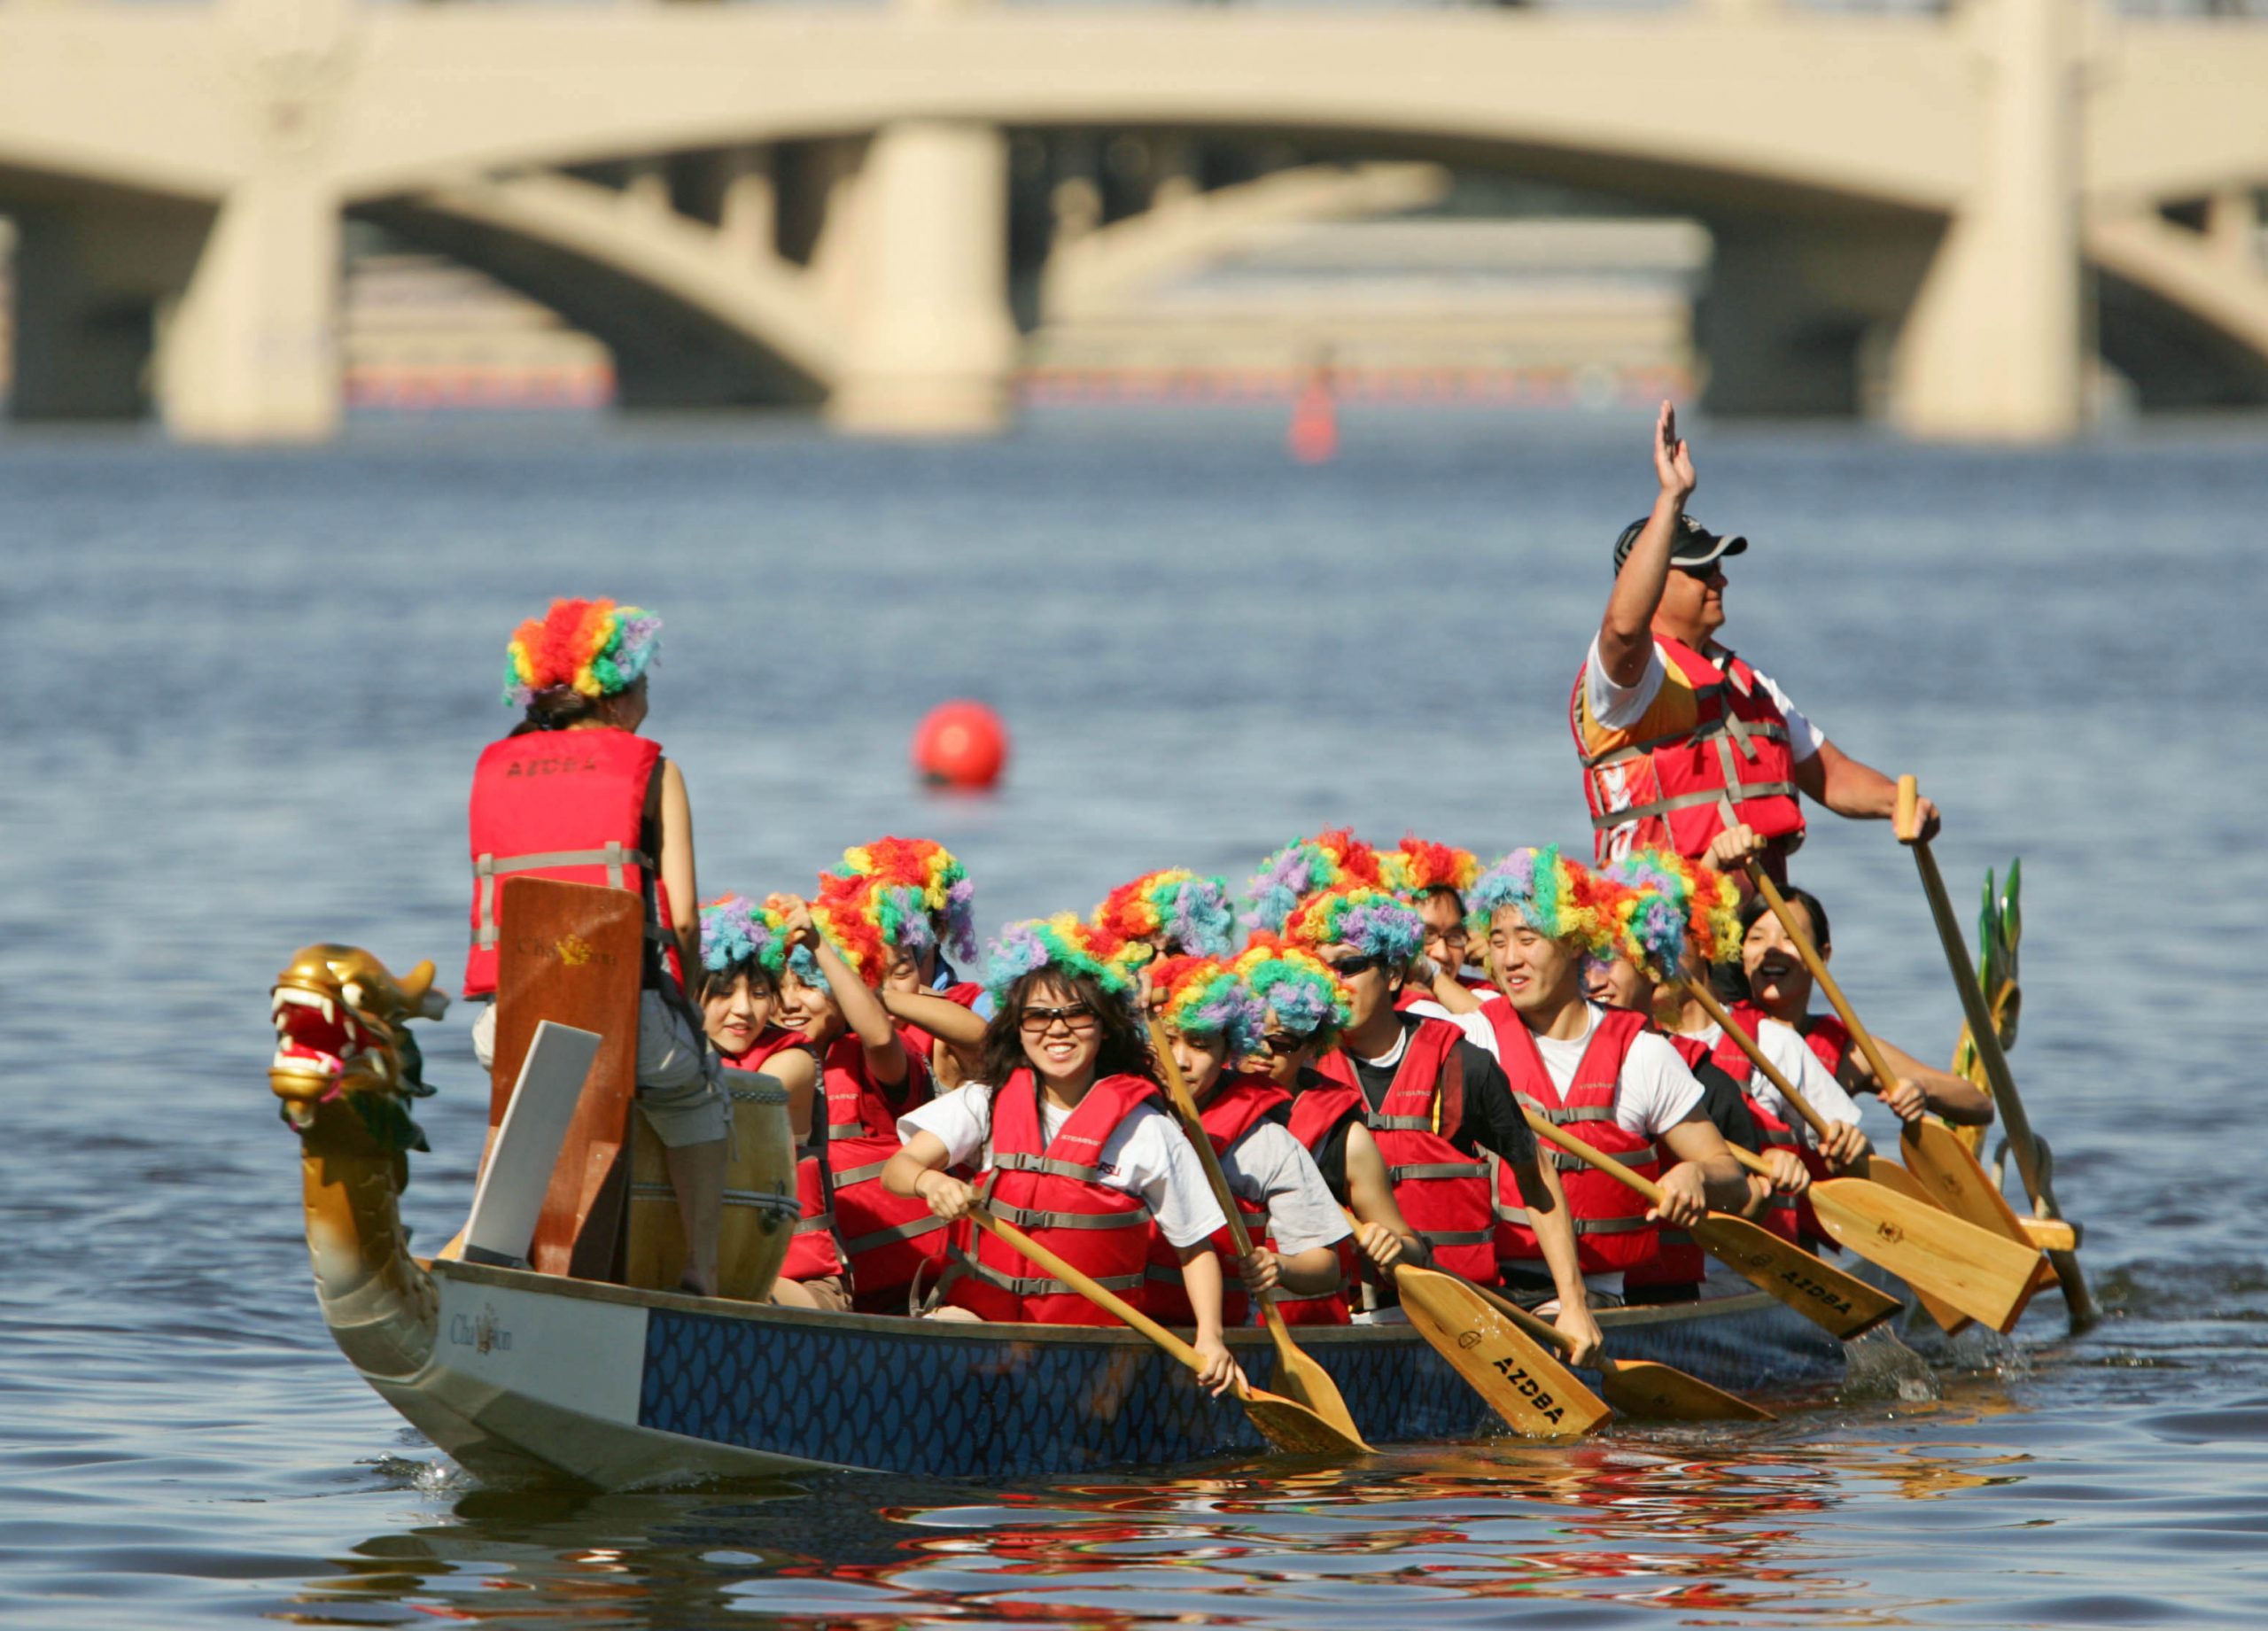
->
xmin=639 ymin=1310 xmax=1497 ymax=1477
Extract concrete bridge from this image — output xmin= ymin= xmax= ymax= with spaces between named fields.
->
xmin=2 ymin=0 xmax=2265 ymax=442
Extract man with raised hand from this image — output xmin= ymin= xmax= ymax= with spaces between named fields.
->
xmin=1573 ymin=403 xmax=1939 ymax=882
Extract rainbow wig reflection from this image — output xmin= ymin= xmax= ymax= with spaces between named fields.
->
xmin=1245 ymin=827 xmax=1384 ymax=933
xmin=1282 ymin=883 xmax=1425 ymax=967
xmin=1467 ymin=845 xmax=1619 ymax=959
xmin=502 ymin=598 xmax=661 ymax=706
xmin=985 ymin=914 xmax=1141 ymax=1017
xmin=1148 ymin=954 xmax=1265 ymax=1060
xmin=1231 ymin=934 xmax=1355 ymax=1043
xmin=698 ymin=893 xmax=792 ymax=979
xmin=1093 ymin=869 xmax=1237 ymax=961
xmin=1382 ymin=836 xmax=1480 ymax=905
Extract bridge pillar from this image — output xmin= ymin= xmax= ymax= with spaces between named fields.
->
xmin=154 ymin=175 xmax=342 ymax=443
xmin=827 ymin=119 xmax=1015 ymax=437
xmin=1891 ymin=0 xmax=2084 ymax=439
xmin=8 ymin=201 xmax=204 ymax=423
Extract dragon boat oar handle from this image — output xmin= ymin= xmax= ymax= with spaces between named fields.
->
xmin=1515 ymin=1107 xmax=1899 ymax=1340
xmin=1147 ymin=1023 xmax=1370 ymax=1450
xmin=965 ymin=1207 xmax=1367 ymax=1457
xmin=1895 ymin=775 xmax=2097 ymax=1332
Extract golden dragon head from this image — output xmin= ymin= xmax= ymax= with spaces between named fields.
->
xmin=270 ymin=945 xmax=449 ymax=1146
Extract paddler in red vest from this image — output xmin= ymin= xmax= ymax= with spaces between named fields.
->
xmin=466 ymin=597 xmax=729 ymax=1296
xmin=1141 ymin=954 xmax=1354 ymax=1326
xmin=1467 ymin=846 xmax=1749 ymax=1318
xmin=1738 ymin=884 xmax=1993 ymax=1129
xmin=1234 ymin=935 xmax=1424 ymax=1324
xmin=773 ymin=882 xmax=947 ymax=1314
xmin=1285 ymin=883 xmax=1604 ymax=1364
xmin=1585 ymin=852 xmax=1808 ymax=1297
xmin=826 ymin=838 xmax=990 ymax=1088
xmin=882 ymin=916 xmax=1241 ymax=1394
xmin=1574 ymin=403 xmax=1941 ymax=881
xmin=694 ymin=894 xmax=844 ymax=1311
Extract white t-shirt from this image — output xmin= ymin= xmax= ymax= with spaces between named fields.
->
xmin=1403 ymin=999 xmax=1503 ymax=1059
xmin=898 ymin=1082 xmax=1228 ymax=1248
xmin=1515 ymin=1002 xmax=1706 ymax=1138
xmin=1584 ymin=633 xmax=1825 ymax=762
xmin=1682 ymin=1018 xmax=1862 ymax=1145
xmin=1216 ymin=1122 xmax=1354 ymax=1257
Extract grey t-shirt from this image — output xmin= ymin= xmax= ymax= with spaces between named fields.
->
xmin=1220 ymin=1121 xmax=1355 ymax=1256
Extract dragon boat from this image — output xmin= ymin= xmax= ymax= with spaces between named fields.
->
xmin=267 ymin=911 xmax=1897 ymax=1491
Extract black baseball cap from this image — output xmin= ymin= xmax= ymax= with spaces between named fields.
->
xmin=1612 ymin=513 xmax=1749 ymax=571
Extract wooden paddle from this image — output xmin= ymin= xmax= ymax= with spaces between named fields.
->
xmin=1463 ymin=1274 xmax=1775 ymax=1423
xmin=1717 ymin=1145 xmax=2033 ymax=1333
xmin=1681 ymin=979 xmax=1978 ymax=1333
xmin=1146 ymin=1023 xmax=1371 ymax=1450
xmin=1518 ymin=1107 xmax=1900 ymax=1340
xmin=1896 ymin=775 xmax=2099 ymax=1332
xmin=967 ymin=1208 xmax=1368 ymax=1456
xmin=1743 ymin=861 xmax=2036 ymax=1250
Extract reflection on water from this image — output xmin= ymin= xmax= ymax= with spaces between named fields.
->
xmin=291 ymin=1404 xmax=2069 ymax=1629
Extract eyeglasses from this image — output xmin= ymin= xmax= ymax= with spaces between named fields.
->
xmin=1331 ymin=954 xmax=1384 ymax=979
xmin=1019 ymin=1002 xmax=1099 ymax=1037
xmin=1259 ymin=1031 xmax=1312 ymax=1057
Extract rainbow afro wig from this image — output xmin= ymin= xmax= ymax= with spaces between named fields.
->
xmin=1607 ymin=849 xmax=1742 ymax=970
xmin=1231 ymin=934 xmax=1354 ymax=1042
xmin=1246 ymin=827 xmax=1385 ymax=934
xmin=1468 ymin=845 xmax=1620 ymax=959
xmin=834 ymin=837 xmax=979 ymax=964
xmin=698 ymin=893 xmax=793 ymax=980
xmin=1093 ymin=869 xmax=1236 ymax=961
xmin=1382 ymin=835 xmax=1480 ymax=905
xmin=1596 ymin=856 xmax=1690 ymax=983
xmin=1148 ymin=954 xmax=1265 ymax=1060
xmin=1282 ymin=883 xmax=1425 ymax=967
xmin=984 ymin=914 xmax=1140 ymax=1016
xmin=502 ymin=598 xmax=661 ymax=707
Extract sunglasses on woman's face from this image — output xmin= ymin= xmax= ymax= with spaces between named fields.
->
xmin=1331 ymin=954 xmax=1384 ymax=979
xmin=1260 ymin=1030 xmax=1312 ymax=1057
xmin=1019 ymin=1002 xmax=1099 ymax=1036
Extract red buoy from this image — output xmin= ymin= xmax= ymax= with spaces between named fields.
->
xmin=913 ymin=700 xmax=1009 ymax=790
xmin=1287 ymin=374 xmax=1338 ymax=465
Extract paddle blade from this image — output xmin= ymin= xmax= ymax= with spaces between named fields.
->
xmin=1239 ymin=1384 xmax=1373 ymax=1456
xmin=1807 ymin=1177 xmax=2039 ymax=1334
xmin=1262 ymin=1322 xmax=1371 ymax=1449
xmin=1597 ymin=1358 xmax=1775 ymax=1423
xmin=1691 ymin=1212 xmax=1903 ymax=1339
xmin=1901 ymin=1119 xmax=2032 ymax=1243
xmin=1396 ymin=1265 xmax=1611 ymax=1437
xmin=1844 ymin=1157 xmax=1973 ymax=1332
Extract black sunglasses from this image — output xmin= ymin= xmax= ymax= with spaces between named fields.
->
xmin=1332 ymin=953 xmax=1384 ymax=979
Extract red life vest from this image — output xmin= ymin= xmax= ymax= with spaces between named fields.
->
xmin=1619 ymin=1030 xmax=1711 ymax=1292
xmin=1716 ymin=1006 xmax=1829 ymax=1246
xmin=721 ymin=1029 xmax=838 ymax=1282
xmin=818 ymin=1031 xmax=945 ymax=1304
xmin=1571 ymin=636 xmax=1805 ymax=865
xmin=462 ymin=727 xmax=681 ymax=999
xmin=1317 ymin=1019 xmax=1499 ymax=1285
xmin=1494 ymin=1006 xmax=1662 ymax=1274
xmin=1145 ymin=1076 xmax=1290 ymax=1329
xmin=944 ymin=1071 xmax=1165 ymax=1326
xmin=1798 ymin=1011 xmax=1852 ymax=1077
xmin=1280 ymin=1080 xmax=1366 ymax=1326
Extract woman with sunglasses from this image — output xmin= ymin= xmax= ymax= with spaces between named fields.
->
xmin=882 ymin=918 xmax=1240 ymax=1394
xmin=1140 ymin=955 xmax=1351 ymax=1329
xmin=1236 ymin=936 xmax=1422 ymax=1324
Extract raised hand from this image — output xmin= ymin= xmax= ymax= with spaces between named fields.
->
xmin=1654 ymin=400 xmax=1697 ymax=501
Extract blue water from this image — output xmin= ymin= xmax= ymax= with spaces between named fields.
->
xmin=3 ymin=407 xmax=2263 ymax=1627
